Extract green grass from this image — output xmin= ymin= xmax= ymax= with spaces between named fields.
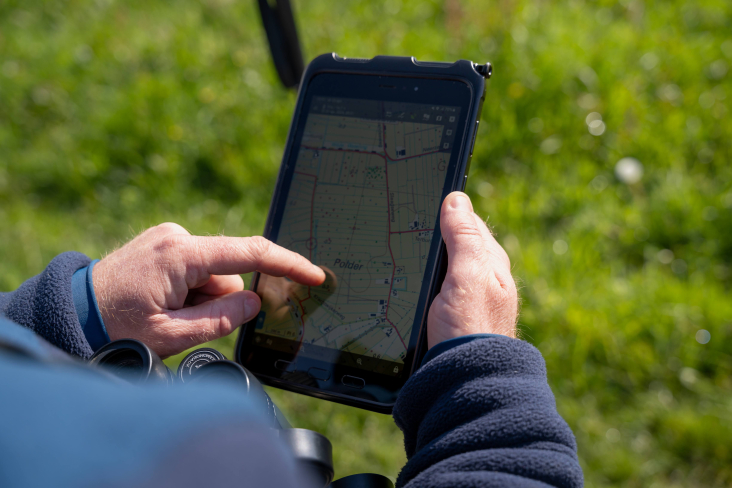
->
xmin=1 ymin=0 xmax=731 ymax=485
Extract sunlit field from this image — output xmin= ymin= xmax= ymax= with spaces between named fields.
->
xmin=1 ymin=0 xmax=731 ymax=485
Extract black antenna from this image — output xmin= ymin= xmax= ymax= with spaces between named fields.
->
xmin=257 ymin=0 xmax=305 ymax=89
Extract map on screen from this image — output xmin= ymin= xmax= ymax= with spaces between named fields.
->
xmin=254 ymin=96 xmax=461 ymax=368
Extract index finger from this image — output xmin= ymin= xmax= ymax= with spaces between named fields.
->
xmin=176 ymin=235 xmax=326 ymax=286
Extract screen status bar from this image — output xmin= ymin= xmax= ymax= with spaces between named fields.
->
xmin=311 ymin=97 xmax=462 ymax=153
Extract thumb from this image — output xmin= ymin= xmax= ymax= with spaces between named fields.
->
xmin=158 ymin=290 xmax=261 ymax=356
xmin=440 ymin=192 xmax=486 ymax=278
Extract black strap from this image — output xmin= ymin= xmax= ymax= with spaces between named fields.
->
xmin=257 ymin=0 xmax=305 ymax=89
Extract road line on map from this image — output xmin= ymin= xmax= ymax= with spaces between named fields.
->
xmin=381 ymin=120 xmax=408 ymax=350
xmin=301 ymin=145 xmax=443 ymax=163
xmin=293 ymin=171 xmax=318 ymax=350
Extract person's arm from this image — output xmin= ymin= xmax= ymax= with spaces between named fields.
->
xmin=1 ymin=222 xmax=325 ymax=359
xmin=0 ymin=252 xmax=96 ymax=358
xmin=0 ymin=315 xmax=312 ymax=488
xmin=395 ymin=337 xmax=582 ymax=487
xmin=393 ymin=192 xmax=583 ymax=487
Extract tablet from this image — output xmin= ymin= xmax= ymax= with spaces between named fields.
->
xmin=236 ymin=54 xmax=490 ymax=412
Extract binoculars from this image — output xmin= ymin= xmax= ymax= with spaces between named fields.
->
xmin=89 ymin=339 xmax=394 ymax=488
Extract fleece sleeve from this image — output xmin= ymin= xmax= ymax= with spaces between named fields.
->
xmin=0 ymin=252 xmax=94 ymax=358
xmin=393 ymin=335 xmax=583 ymax=488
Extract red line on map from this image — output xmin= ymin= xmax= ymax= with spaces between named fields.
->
xmin=292 ymin=171 xmax=318 ymax=349
xmin=381 ymin=121 xmax=407 ymax=350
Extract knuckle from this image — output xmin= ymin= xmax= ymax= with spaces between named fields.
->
xmin=217 ymin=313 xmax=235 ymax=337
xmin=155 ymin=233 xmax=189 ymax=257
xmin=246 ymin=236 xmax=272 ymax=260
xmin=154 ymin=222 xmax=189 ymax=236
xmin=444 ymin=283 xmax=470 ymax=304
xmin=452 ymin=221 xmax=483 ymax=239
xmin=501 ymin=277 xmax=518 ymax=301
xmin=209 ymin=302 xmax=234 ymax=338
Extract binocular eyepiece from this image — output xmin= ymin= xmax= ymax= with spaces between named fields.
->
xmin=89 ymin=340 xmax=289 ymax=429
xmin=88 ymin=339 xmax=174 ymax=384
xmin=88 ymin=339 xmax=393 ymax=488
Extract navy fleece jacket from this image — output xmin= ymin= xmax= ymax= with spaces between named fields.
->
xmin=0 ymin=252 xmax=583 ymax=487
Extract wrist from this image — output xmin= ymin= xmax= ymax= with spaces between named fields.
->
xmin=428 ymin=324 xmax=517 ymax=350
xmin=71 ymin=260 xmax=110 ymax=351
xmin=421 ymin=333 xmax=505 ymax=368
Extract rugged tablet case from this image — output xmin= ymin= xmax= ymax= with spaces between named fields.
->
xmin=236 ymin=53 xmax=492 ymax=413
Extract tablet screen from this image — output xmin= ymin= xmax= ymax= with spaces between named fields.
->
xmin=252 ymin=95 xmax=462 ymax=375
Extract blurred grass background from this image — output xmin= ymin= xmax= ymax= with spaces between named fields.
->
xmin=1 ymin=0 xmax=731 ymax=485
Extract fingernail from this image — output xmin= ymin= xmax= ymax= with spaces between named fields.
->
xmin=449 ymin=193 xmax=473 ymax=212
xmin=244 ymin=298 xmax=260 ymax=318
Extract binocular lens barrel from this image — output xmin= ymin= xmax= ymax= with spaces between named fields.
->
xmin=280 ymin=428 xmax=334 ymax=487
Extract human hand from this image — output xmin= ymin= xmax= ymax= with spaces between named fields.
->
xmin=427 ymin=192 xmax=518 ymax=348
xmin=93 ymin=223 xmax=325 ymax=358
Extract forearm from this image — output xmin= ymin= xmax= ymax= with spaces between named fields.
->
xmin=0 ymin=252 xmax=95 ymax=358
xmin=393 ymin=336 xmax=583 ymax=488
